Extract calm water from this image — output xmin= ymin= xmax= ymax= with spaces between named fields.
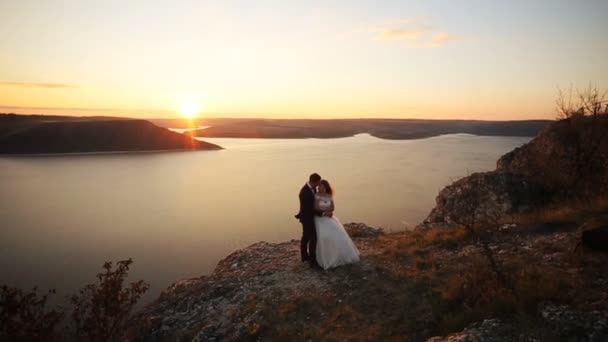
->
xmin=0 ymin=133 xmax=529 ymax=304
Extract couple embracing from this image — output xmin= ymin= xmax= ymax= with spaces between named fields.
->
xmin=295 ymin=173 xmax=360 ymax=270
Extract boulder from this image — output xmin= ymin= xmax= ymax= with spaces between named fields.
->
xmin=427 ymin=319 xmax=521 ymax=342
xmin=541 ymin=304 xmax=608 ymax=341
xmin=581 ymin=226 xmax=608 ymax=252
xmin=344 ymin=222 xmax=384 ymax=237
xmin=424 ymin=171 xmax=541 ymax=225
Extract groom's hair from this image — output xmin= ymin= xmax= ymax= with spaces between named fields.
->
xmin=309 ymin=173 xmax=321 ymax=183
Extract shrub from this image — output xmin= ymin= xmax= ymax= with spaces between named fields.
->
xmin=69 ymin=258 xmax=149 ymax=342
xmin=0 ymin=286 xmax=64 ymax=342
xmin=438 ymin=252 xmax=575 ymax=329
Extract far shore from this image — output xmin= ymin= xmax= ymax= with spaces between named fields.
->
xmin=0 ymin=148 xmax=221 ymax=158
xmin=152 ymin=117 xmax=551 ymax=140
xmin=197 ymin=131 xmax=530 ymax=141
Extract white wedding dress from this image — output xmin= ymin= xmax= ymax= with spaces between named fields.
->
xmin=315 ymin=194 xmax=360 ymax=270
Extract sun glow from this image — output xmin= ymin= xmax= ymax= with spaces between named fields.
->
xmin=178 ymin=101 xmax=201 ymax=118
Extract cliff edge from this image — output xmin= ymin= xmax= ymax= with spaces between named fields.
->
xmin=425 ymin=115 xmax=608 ymax=225
xmin=127 ymin=221 xmax=608 ymax=341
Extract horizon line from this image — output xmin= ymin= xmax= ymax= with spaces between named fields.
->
xmin=0 ymin=105 xmax=552 ymax=122
xmin=0 ymin=113 xmax=552 ymax=123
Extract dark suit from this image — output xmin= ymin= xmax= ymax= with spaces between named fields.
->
xmin=295 ymin=184 xmax=322 ymax=263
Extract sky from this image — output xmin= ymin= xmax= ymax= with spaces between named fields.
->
xmin=1 ymin=0 xmax=607 ymax=120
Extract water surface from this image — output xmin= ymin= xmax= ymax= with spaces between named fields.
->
xmin=0 ymin=134 xmax=529 ymax=303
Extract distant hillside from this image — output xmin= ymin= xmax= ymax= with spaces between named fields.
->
xmin=0 ymin=114 xmax=221 ymax=154
xmin=152 ymin=118 xmax=551 ymax=140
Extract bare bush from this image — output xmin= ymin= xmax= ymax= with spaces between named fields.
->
xmin=556 ymin=84 xmax=608 ymax=119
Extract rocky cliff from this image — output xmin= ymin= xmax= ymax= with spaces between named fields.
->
xmin=127 ymin=220 xmax=608 ymax=341
xmin=425 ymin=115 xmax=608 ymax=225
xmin=127 ymin=223 xmax=387 ymax=341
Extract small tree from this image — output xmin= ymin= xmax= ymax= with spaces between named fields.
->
xmin=0 ymin=286 xmax=64 ymax=342
xmin=69 ymin=258 xmax=149 ymax=342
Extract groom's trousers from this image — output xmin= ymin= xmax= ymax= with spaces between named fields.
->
xmin=300 ymin=219 xmax=317 ymax=262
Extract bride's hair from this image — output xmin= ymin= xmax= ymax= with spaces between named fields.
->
xmin=321 ymin=180 xmax=333 ymax=195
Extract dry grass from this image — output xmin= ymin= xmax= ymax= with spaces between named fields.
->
xmin=513 ymin=197 xmax=608 ymax=225
xmin=193 ymin=208 xmax=607 ymax=341
xmin=441 ymin=254 xmax=576 ymax=312
xmin=227 ymin=229 xmax=596 ymax=341
xmin=383 ymin=225 xmax=470 ymax=259
xmin=430 ymin=239 xmax=588 ymax=338
xmin=377 ymin=216 xmax=594 ymax=338
xmin=243 ymin=271 xmax=435 ymax=341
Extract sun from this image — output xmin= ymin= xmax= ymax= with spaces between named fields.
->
xmin=178 ymin=101 xmax=201 ymax=119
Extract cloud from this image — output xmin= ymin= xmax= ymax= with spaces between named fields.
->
xmin=370 ymin=17 xmax=457 ymax=48
xmin=0 ymin=81 xmax=77 ymax=89
xmin=379 ymin=28 xmax=427 ymax=41
xmin=425 ymin=32 xmax=457 ymax=47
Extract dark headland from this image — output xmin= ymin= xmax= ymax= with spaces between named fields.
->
xmin=151 ymin=118 xmax=551 ymax=140
xmin=0 ymin=114 xmax=221 ymax=154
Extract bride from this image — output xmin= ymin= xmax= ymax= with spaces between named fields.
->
xmin=314 ymin=180 xmax=360 ymax=270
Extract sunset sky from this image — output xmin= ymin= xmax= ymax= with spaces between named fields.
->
xmin=1 ymin=0 xmax=606 ymax=120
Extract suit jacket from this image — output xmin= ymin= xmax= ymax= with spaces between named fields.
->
xmin=295 ymin=184 xmax=321 ymax=223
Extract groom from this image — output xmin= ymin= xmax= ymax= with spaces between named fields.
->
xmin=295 ymin=173 xmax=323 ymax=269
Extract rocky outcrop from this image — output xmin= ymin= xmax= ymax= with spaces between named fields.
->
xmin=127 ymin=224 xmax=384 ymax=341
xmin=540 ymin=304 xmax=608 ymax=341
xmin=428 ymin=319 xmax=521 ymax=342
xmin=424 ymin=171 xmax=541 ymax=225
xmin=126 ymin=218 xmax=608 ymax=341
xmin=428 ymin=306 xmax=608 ymax=342
xmin=428 ymin=304 xmax=608 ymax=342
xmin=343 ymin=222 xmax=384 ymax=237
xmin=425 ymin=115 xmax=608 ymax=225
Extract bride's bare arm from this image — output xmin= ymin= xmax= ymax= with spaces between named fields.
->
xmin=313 ymin=196 xmax=324 ymax=216
xmin=314 ymin=196 xmax=321 ymax=212
xmin=325 ymin=199 xmax=335 ymax=217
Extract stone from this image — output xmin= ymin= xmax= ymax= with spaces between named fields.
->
xmin=541 ymin=304 xmax=608 ymax=341
xmin=580 ymin=224 xmax=608 ymax=252
xmin=343 ymin=222 xmax=384 ymax=237
xmin=427 ymin=319 xmax=523 ymax=342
